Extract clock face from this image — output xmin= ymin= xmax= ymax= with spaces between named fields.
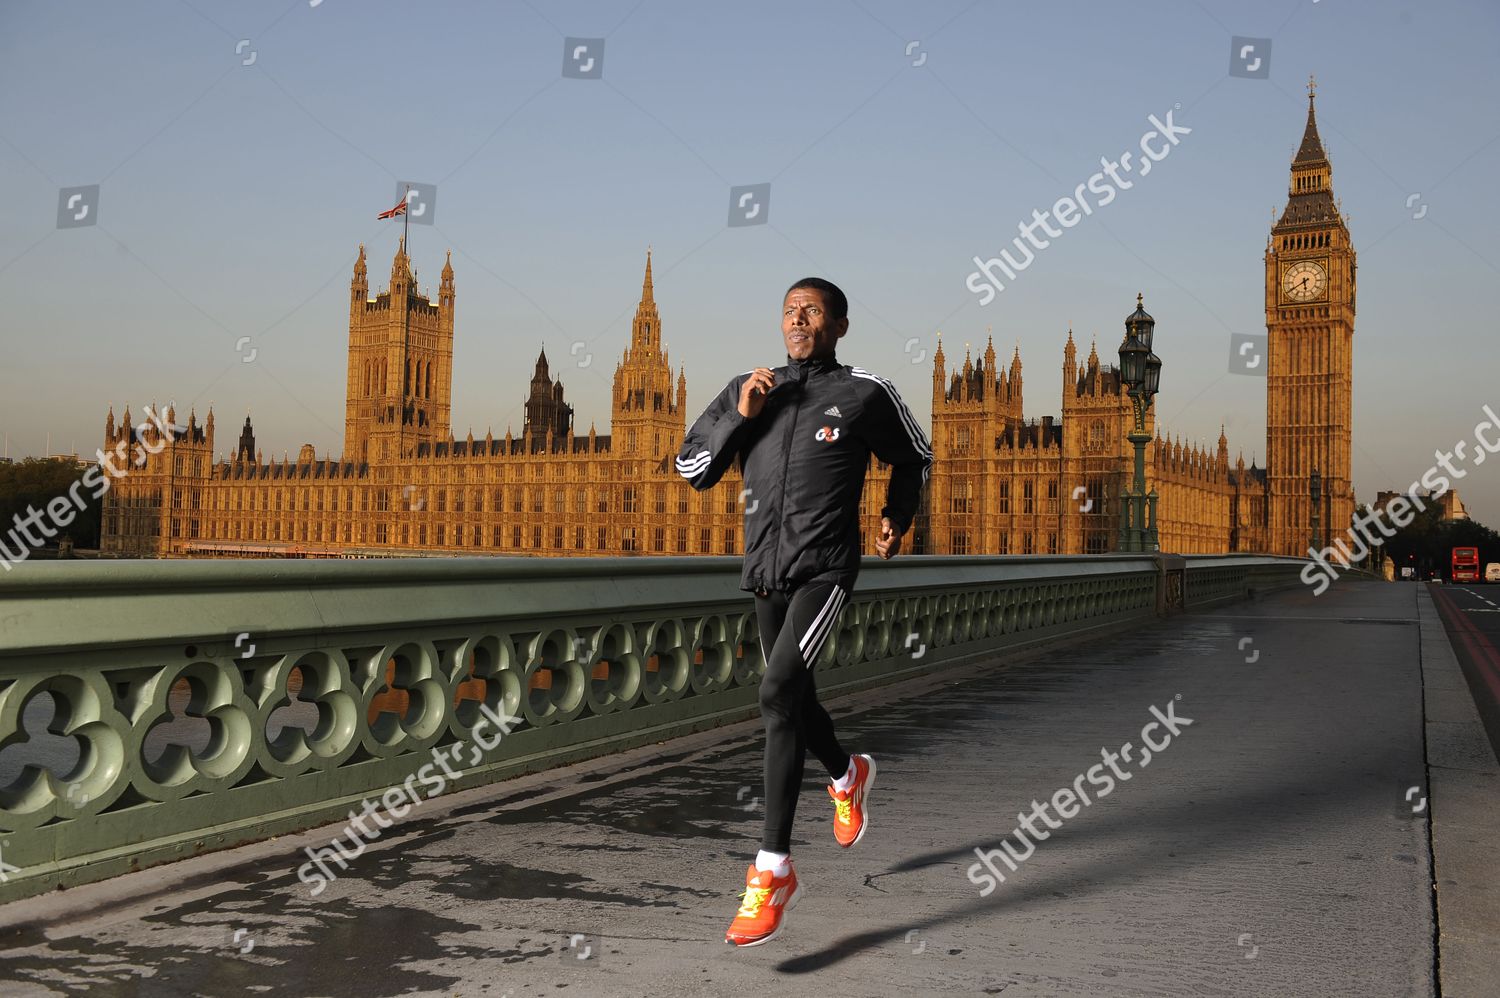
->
xmin=1282 ymin=260 xmax=1328 ymax=302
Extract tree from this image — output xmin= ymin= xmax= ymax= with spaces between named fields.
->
xmin=1382 ymin=501 xmax=1498 ymax=579
xmin=0 ymin=458 xmax=103 ymax=550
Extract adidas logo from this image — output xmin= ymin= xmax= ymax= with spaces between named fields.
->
xmin=824 ymin=405 xmax=842 ymax=417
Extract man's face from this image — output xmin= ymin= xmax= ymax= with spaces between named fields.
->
xmin=782 ymin=287 xmax=847 ymax=361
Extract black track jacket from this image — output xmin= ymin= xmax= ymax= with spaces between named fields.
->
xmin=675 ymin=352 xmax=934 ymax=595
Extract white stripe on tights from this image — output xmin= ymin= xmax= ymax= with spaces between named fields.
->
xmin=799 ymin=586 xmax=846 ymax=666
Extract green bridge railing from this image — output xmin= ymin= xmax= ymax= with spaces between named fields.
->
xmin=0 ymin=552 xmax=1307 ymax=903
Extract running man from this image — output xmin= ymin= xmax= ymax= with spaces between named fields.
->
xmin=675 ymin=277 xmax=933 ymax=947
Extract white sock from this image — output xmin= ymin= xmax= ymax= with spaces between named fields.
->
xmin=831 ymin=756 xmax=858 ymax=793
xmin=755 ymin=850 xmax=791 ymax=874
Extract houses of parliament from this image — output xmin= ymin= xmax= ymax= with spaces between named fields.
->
xmin=100 ymin=91 xmax=1354 ymax=562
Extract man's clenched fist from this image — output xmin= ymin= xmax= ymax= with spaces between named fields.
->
xmin=737 ymin=368 xmax=775 ymax=418
xmin=876 ymin=517 xmax=904 ymax=559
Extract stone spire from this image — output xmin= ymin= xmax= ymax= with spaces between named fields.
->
xmin=635 ymin=249 xmax=661 ymax=350
xmin=1277 ymin=76 xmax=1339 ymax=228
xmin=391 ymin=235 xmax=413 ymax=287
xmin=1063 ymin=327 xmax=1077 ymax=391
xmin=237 ymin=415 xmax=255 ymax=463
xmin=933 ymin=331 xmax=947 ymax=400
xmin=439 ymin=250 xmax=455 ymax=308
xmin=1294 ymin=75 xmax=1328 ymax=165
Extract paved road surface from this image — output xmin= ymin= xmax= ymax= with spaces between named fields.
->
xmin=1430 ymin=582 xmax=1500 ymax=763
xmin=0 ymin=581 xmax=1460 ymax=996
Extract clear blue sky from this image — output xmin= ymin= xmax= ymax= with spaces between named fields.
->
xmin=3 ymin=0 xmax=1497 ymax=522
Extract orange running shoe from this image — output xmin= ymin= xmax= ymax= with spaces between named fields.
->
xmin=724 ymin=862 xmax=801 ymax=947
xmin=829 ymin=753 xmax=876 ymax=847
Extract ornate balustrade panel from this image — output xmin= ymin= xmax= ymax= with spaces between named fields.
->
xmin=0 ymin=553 xmax=1306 ymax=902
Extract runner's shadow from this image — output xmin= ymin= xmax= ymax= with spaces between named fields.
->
xmin=774 ymin=738 xmax=1412 ymax=974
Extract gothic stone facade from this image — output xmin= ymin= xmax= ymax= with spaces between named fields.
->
xmin=923 ymin=330 xmax=1238 ymax=557
xmin=100 ymin=94 xmax=1351 ymax=560
xmin=922 ymin=87 xmax=1352 ymax=558
xmin=100 ymin=250 xmax=908 ymax=560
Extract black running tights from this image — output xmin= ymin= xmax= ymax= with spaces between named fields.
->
xmin=754 ymin=578 xmax=853 ymax=853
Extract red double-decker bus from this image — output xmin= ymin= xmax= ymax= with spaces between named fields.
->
xmin=1452 ymin=546 xmax=1480 ymax=583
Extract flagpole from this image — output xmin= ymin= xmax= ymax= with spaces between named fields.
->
xmin=400 ymin=184 xmax=410 ymax=461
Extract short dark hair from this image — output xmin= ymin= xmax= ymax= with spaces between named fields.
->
xmin=784 ymin=277 xmax=848 ymax=322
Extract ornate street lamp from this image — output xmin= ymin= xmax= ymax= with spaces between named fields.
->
xmin=1143 ymin=350 xmax=1162 ymax=396
xmin=1117 ymin=294 xmax=1162 ymax=552
xmin=1142 ymin=349 xmax=1162 ymax=549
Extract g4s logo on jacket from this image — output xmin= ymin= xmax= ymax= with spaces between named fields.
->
xmin=815 ymin=425 xmax=840 ymax=442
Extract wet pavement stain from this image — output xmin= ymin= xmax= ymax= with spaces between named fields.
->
xmin=477 ymin=772 xmax=763 ymax=842
xmin=3 ymin=898 xmax=489 ymax=997
xmin=427 ymin=857 xmax=679 ymax=908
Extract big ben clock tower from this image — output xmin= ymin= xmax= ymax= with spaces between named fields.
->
xmin=1264 ymin=77 xmax=1355 ymax=555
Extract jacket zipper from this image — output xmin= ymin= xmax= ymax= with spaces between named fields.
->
xmin=770 ymin=382 xmax=801 ymax=590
